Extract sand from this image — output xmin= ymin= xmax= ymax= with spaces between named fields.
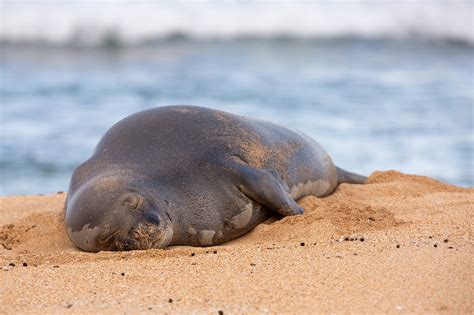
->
xmin=0 ymin=171 xmax=473 ymax=314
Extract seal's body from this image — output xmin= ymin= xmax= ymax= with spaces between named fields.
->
xmin=65 ymin=106 xmax=366 ymax=252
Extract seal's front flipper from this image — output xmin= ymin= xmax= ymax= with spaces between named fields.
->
xmin=228 ymin=157 xmax=304 ymax=216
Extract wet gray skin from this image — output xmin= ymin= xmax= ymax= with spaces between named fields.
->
xmin=64 ymin=105 xmax=366 ymax=252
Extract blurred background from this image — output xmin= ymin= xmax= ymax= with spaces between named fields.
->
xmin=0 ymin=0 xmax=473 ymax=195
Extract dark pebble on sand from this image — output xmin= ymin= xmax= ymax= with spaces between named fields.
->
xmin=9 ymin=263 xmax=15 ymax=267
xmin=300 ymin=242 xmax=305 ymax=246
xmin=53 ymin=265 xmax=59 ymax=268
xmin=65 ymin=304 xmax=73 ymax=309
xmin=434 ymin=244 xmax=438 ymax=248
xmin=250 ymin=263 xmax=256 ymax=266
xmin=396 ymin=245 xmax=400 ymax=248
xmin=448 ymin=246 xmax=453 ymax=249
xmin=428 ymin=236 xmax=433 ymax=239
xmin=168 ymin=298 xmax=173 ymax=303
xmin=344 ymin=237 xmax=350 ymax=241
xmin=218 ymin=311 xmax=224 ymax=315
xmin=360 ymin=238 xmax=365 ymax=242
xmin=191 ymin=253 xmax=195 ymax=256
xmin=213 ymin=250 xmax=217 ymax=254
xmin=121 ymin=272 xmax=125 ymax=276
xmin=22 ymin=262 xmax=27 ymax=267
xmin=444 ymin=239 xmax=449 ymax=243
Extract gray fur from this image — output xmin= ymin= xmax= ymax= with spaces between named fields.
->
xmin=64 ymin=105 xmax=366 ymax=252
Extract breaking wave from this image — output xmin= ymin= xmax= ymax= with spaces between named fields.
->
xmin=1 ymin=1 xmax=473 ymax=48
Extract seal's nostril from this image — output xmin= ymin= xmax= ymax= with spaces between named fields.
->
xmin=143 ymin=211 xmax=161 ymax=226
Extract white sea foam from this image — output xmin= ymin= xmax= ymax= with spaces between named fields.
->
xmin=1 ymin=1 xmax=473 ymax=46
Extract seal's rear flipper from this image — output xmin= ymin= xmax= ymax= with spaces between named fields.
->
xmin=228 ymin=157 xmax=304 ymax=216
xmin=336 ymin=166 xmax=367 ymax=184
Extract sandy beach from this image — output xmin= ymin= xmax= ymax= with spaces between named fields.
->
xmin=0 ymin=170 xmax=472 ymax=314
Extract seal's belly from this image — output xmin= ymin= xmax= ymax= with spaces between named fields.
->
xmin=183 ymin=199 xmax=272 ymax=247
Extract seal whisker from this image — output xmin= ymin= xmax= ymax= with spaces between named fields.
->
xmin=100 ymin=228 xmax=120 ymax=243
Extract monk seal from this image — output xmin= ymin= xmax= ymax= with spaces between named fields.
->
xmin=64 ymin=105 xmax=366 ymax=251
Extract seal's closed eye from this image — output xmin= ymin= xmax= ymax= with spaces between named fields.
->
xmin=121 ymin=193 xmax=144 ymax=210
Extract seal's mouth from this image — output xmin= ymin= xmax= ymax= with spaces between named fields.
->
xmin=126 ymin=221 xmax=172 ymax=250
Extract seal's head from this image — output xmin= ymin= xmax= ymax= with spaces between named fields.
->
xmin=64 ymin=175 xmax=173 ymax=252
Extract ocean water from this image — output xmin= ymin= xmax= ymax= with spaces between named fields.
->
xmin=0 ymin=1 xmax=473 ymax=195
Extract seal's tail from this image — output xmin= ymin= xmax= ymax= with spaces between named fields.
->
xmin=336 ymin=166 xmax=367 ymax=184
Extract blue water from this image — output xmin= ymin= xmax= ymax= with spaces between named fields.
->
xmin=1 ymin=39 xmax=473 ymax=195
